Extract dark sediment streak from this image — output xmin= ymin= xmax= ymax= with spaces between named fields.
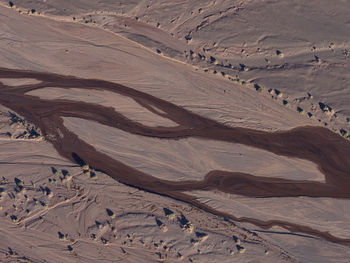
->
xmin=1 ymin=68 xmax=350 ymax=245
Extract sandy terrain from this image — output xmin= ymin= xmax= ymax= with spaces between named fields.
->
xmin=0 ymin=107 xmax=288 ymax=263
xmin=1 ymin=0 xmax=349 ymax=135
xmin=190 ymin=191 xmax=350 ymax=239
xmin=28 ymin=88 xmax=178 ymax=127
xmin=1 ymin=1 xmax=350 ymax=262
xmin=0 ymin=4 xmax=318 ymax=132
xmin=62 ymin=117 xmax=324 ymax=182
xmin=2 ymin=67 xmax=350 ymax=249
xmin=0 ymin=78 xmax=41 ymax=86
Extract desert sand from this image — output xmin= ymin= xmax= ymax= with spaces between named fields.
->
xmin=0 ymin=1 xmax=350 ymax=262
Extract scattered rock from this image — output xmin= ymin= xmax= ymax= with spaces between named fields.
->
xmin=185 ymin=35 xmax=192 ymax=42
xmin=67 ymin=245 xmax=74 ymax=252
xmin=51 ymin=167 xmax=59 ymax=176
xmin=254 ymin=84 xmax=262 ymax=92
xmin=101 ymin=237 xmax=109 ymax=245
xmin=10 ymin=215 xmax=19 ymax=223
xmin=14 ymin=177 xmax=24 ymax=192
xmin=14 ymin=177 xmax=23 ymax=187
xmin=190 ymin=238 xmax=199 ymax=246
xmin=274 ymin=89 xmax=282 ymax=98
xmin=319 ymin=102 xmax=335 ymax=115
xmin=307 ymin=92 xmax=314 ymax=99
xmin=236 ymin=244 xmax=246 ymax=253
xmin=282 ymin=100 xmax=290 ymax=107
xmin=239 ymin=63 xmax=246 ymax=71
xmin=163 ymin=208 xmax=175 ymax=219
xmin=179 ymin=215 xmax=194 ymax=233
xmin=297 ymin=107 xmax=305 ymax=114
xmin=58 ymin=231 xmax=67 ymax=241
xmin=340 ymin=129 xmax=350 ymax=139
xmin=313 ymin=55 xmax=322 ymax=63
xmin=106 ymin=208 xmax=116 ymax=219
xmin=195 ymin=231 xmax=208 ymax=242
xmin=209 ymin=56 xmax=218 ymax=65
xmin=156 ymin=218 xmax=168 ymax=232
xmin=198 ymin=53 xmax=205 ymax=60
xmin=176 ymin=252 xmax=183 ymax=259
xmin=307 ymin=112 xmax=313 ymax=118
xmin=81 ymin=164 xmax=89 ymax=171
xmin=276 ymin=50 xmax=284 ymax=57
xmin=89 ymin=171 xmax=97 ymax=179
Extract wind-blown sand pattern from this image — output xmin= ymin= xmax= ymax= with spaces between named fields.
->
xmin=62 ymin=117 xmax=325 ymax=182
xmin=28 ymin=88 xmax=178 ymax=127
xmin=0 ymin=68 xmax=350 ymax=246
xmin=1 ymin=1 xmax=350 ymax=262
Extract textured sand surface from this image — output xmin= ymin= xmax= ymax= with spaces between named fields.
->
xmin=1 ymin=0 xmax=349 ymax=133
xmin=0 ymin=4 xmax=317 ymax=132
xmin=63 ymin=117 xmax=325 ymax=182
xmin=28 ymin=88 xmax=178 ymax=127
xmin=1 ymin=1 xmax=350 ymax=262
xmin=0 ymin=107 xmax=289 ymax=262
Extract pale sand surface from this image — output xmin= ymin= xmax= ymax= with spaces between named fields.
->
xmin=1 ymin=1 xmax=350 ymax=262
xmin=0 ymin=4 xmax=315 ymax=132
xmin=190 ymin=190 xmax=350 ymax=239
xmin=28 ymin=88 xmax=178 ymax=127
xmin=0 ymin=77 xmax=41 ymax=86
xmin=1 ymin=0 xmax=348 ymax=133
xmin=247 ymin=224 xmax=350 ymax=263
xmin=0 ymin=132 xmax=286 ymax=262
xmin=63 ymin=117 xmax=324 ymax=182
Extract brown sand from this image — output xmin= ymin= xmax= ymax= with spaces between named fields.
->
xmin=1 ymin=67 xmax=350 ymax=245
